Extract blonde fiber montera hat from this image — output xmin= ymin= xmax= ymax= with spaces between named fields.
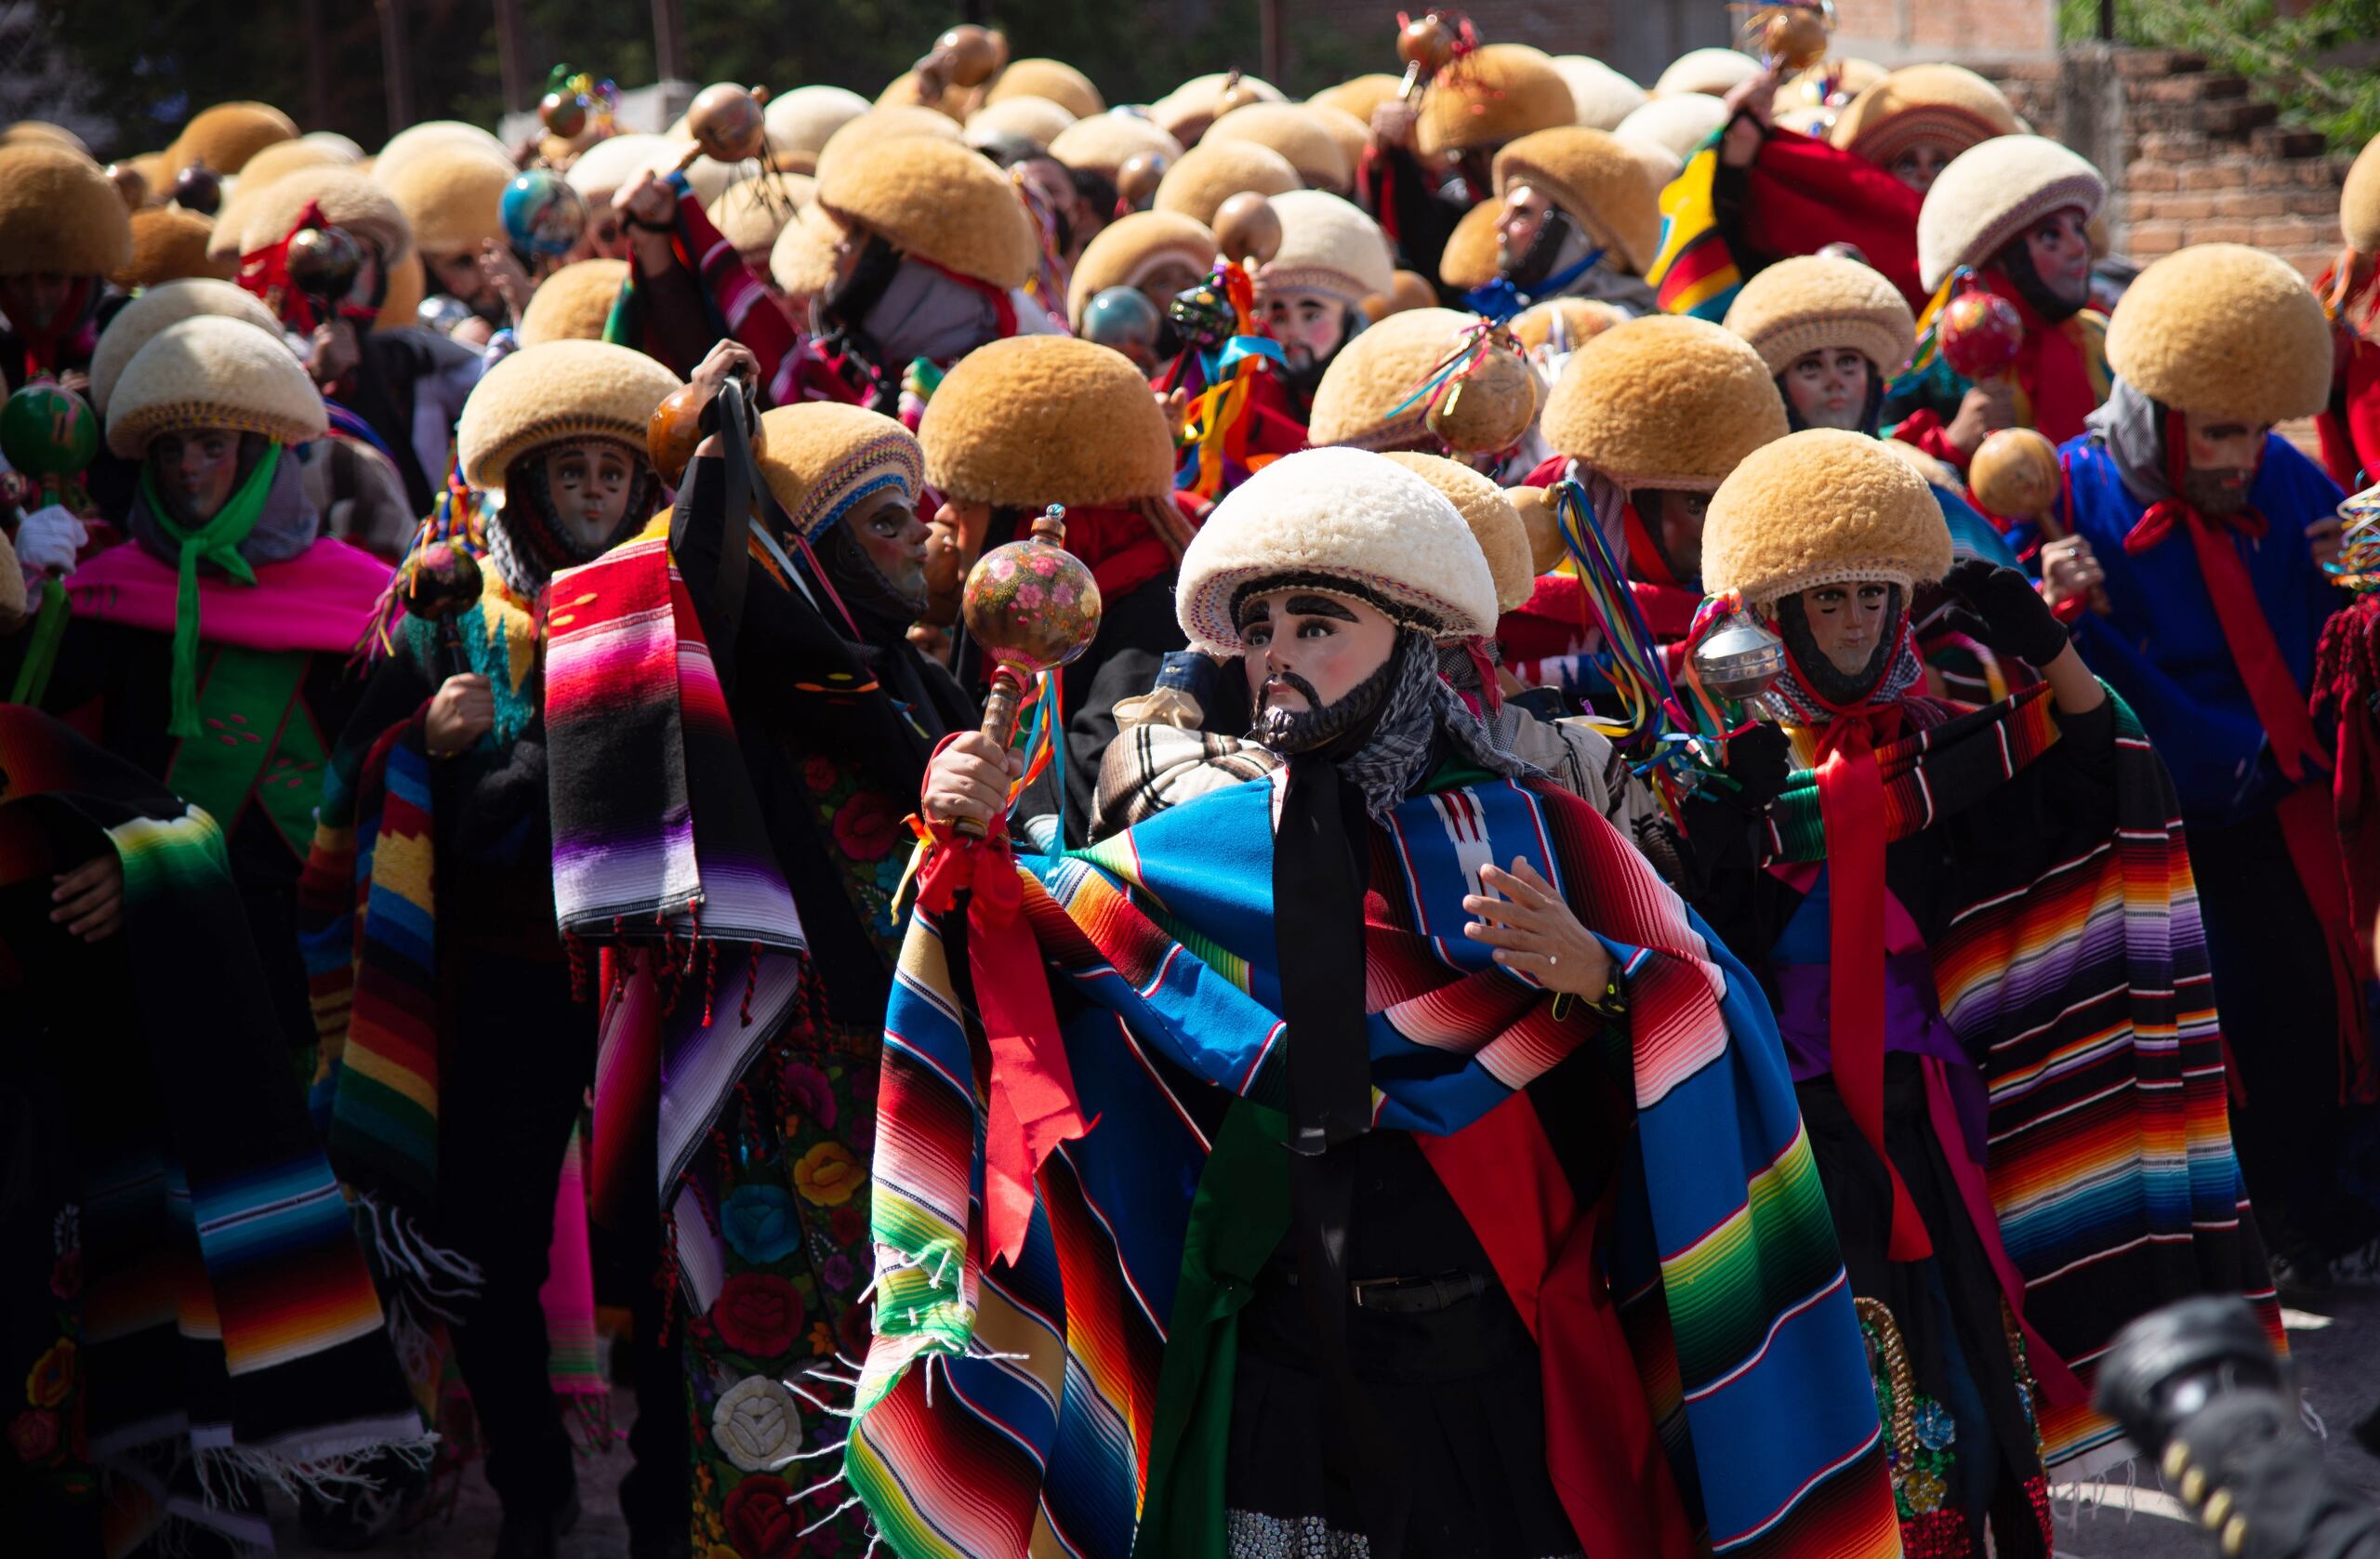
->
xmin=1174 ymin=446 xmax=1500 ymax=654
xmin=1540 ymin=315 xmax=1788 ymax=489
xmin=1379 ymin=451 xmax=1536 ymax=613
xmin=1701 ymin=428 xmax=1952 ymax=612
xmin=1722 ymin=253 xmax=1916 ymax=378
xmin=91 ymin=278 xmax=284 ymax=416
xmin=456 ymin=339 xmax=684 ymax=491
xmin=919 ymin=336 xmax=1177 ymax=508
xmin=2103 ymin=243 xmax=2333 ymax=426
xmin=754 ymin=403 xmax=925 ymax=541
xmin=106 ymin=313 xmax=325 ymax=457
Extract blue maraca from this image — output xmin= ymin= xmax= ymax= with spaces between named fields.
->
xmin=502 ymin=168 xmax=589 ymax=258
xmin=1081 ymin=286 xmax=1161 ymax=371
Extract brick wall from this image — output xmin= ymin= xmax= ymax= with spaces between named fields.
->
xmin=1962 ymin=46 xmax=2352 ymax=285
xmin=1830 ymin=0 xmax=2058 ymax=63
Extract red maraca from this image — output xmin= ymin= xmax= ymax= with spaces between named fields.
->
xmin=1939 ymin=284 xmax=2024 ymax=381
xmin=956 ymin=506 xmax=1103 ymax=839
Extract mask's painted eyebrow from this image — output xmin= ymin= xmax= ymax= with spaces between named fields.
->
xmin=1282 ymin=594 xmax=1359 ymax=622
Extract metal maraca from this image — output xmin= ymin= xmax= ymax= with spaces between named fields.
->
xmin=1081 ymin=286 xmax=1162 ymax=370
xmin=502 ymin=168 xmax=589 ymax=258
xmin=1691 ymin=614 xmax=1788 ymax=703
xmin=957 ymin=506 xmax=1103 ymax=839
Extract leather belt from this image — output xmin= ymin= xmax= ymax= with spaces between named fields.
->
xmin=1283 ymin=1268 xmax=1497 ymax=1314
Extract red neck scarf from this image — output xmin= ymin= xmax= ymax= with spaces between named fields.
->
xmin=16 ymin=276 xmax=95 ymax=385
xmin=1980 ymin=266 xmax=2100 ymax=446
xmin=2120 ymin=413 xmax=2372 ymax=1097
xmin=1785 ymin=625 xmax=1935 ymax=1262
xmin=2121 ymin=412 xmax=2323 ymax=782
xmin=1051 ymin=502 xmax=1181 ymax=604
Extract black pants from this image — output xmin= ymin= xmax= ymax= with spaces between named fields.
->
xmin=2190 ymin=807 xmax=2364 ymax=1253
xmin=436 ymin=948 xmax=597 ymax=1523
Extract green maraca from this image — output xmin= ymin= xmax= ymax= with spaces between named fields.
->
xmin=1 ymin=381 xmax=100 ymax=510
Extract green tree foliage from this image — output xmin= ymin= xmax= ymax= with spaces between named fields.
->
xmin=2061 ymin=0 xmax=2380 ymax=154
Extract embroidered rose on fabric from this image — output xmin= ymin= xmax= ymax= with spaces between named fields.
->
xmin=794 ymin=1142 xmax=865 ymax=1206
xmin=7 ymin=1407 xmax=60 ymax=1462
xmin=48 ymin=1250 xmax=78 ymax=1301
xmin=714 ymin=1273 xmax=805 ymax=1360
xmin=820 ymin=1253 xmax=853 ymax=1291
xmin=722 ymin=1472 xmax=797 ymax=1559
xmin=779 ymin=1060 xmax=837 ymax=1131
xmin=831 ymin=791 xmax=900 ymax=862
xmin=24 ymin=1341 xmax=73 ymax=1409
xmin=803 ymin=756 xmax=838 ymax=793
xmin=721 ymin=1184 xmax=803 ymax=1265
xmin=828 ymin=1204 xmax=866 ymax=1247
xmin=837 ymin=1301 xmax=874 ymax=1358
xmin=711 ymin=1375 xmax=804 ymax=1473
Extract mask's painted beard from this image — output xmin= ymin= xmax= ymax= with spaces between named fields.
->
xmin=1776 ymin=587 xmax=1903 ymax=707
xmin=1248 ymin=650 xmax=1399 ymax=755
xmin=1503 ymin=206 xmax=1577 ymax=292
xmin=815 ymin=519 xmax=929 ymax=624
xmin=2182 ymin=466 xmax=2254 ymax=518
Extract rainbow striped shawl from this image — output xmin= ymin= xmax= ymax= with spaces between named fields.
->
xmin=849 ymin=771 xmax=1899 ymax=1559
xmin=1763 ymin=687 xmax=2281 ymax=1476
xmin=0 ymin=707 xmax=423 ymax=1532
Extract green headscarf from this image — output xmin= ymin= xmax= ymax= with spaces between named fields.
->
xmin=139 ymin=443 xmax=284 ymax=739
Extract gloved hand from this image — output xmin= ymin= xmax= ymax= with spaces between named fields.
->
xmin=1716 ymin=721 xmax=1792 ymax=812
xmin=1939 ymin=557 xmax=2071 ymax=667
xmin=15 ymin=504 xmax=86 ymax=577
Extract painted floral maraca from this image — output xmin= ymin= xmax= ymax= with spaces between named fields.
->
xmin=957 ymin=506 xmax=1104 ymax=837
xmin=1940 ymin=284 xmax=2025 ymax=381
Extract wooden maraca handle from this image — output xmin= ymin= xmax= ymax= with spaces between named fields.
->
xmin=954 ymin=670 xmax=1027 ymax=840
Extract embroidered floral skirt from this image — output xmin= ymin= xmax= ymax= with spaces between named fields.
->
xmin=681 ymin=1020 xmax=880 ymax=1559
xmin=1798 ymin=1062 xmax=2054 ymax=1559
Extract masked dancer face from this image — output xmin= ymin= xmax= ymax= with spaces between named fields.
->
xmin=0 ymin=270 xmax=77 ymax=331
xmin=1798 ymin=580 xmax=1897 ymax=676
xmin=1495 ymin=183 xmax=1555 ymax=272
xmin=1237 ymin=588 xmax=1401 ymax=753
xmin=430 ymin=247 xmax=495 ymax=306
xmin=1261 ymin=288 xmax=1349 ymax=376
xmin=149 ymin=427 xmax=243 ymax=522
xmin=1886 ymin=141 xmax=1954 ymax=193
xmin=1640 ymin=490 xmax=1713 ymax=583
xmin=543 ymin=438 xmax=640 ymax=548
xmin=844 ymin=487 xmax=933 ymax=614
xmin=2022 ymin=206 xmax=2093 ymax=311
xmin=2181 ymin=412 xmax=2269 ymax=519
xmin=1782 ymin=348 xmax=1873 ymax=431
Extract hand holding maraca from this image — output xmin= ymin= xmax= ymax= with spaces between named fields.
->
xmin=928 ymin=507 xmax=1103 ymax=839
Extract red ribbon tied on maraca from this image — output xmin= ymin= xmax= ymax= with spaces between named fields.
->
xmin=915 ymin=506 xmax=1103 ymax=1266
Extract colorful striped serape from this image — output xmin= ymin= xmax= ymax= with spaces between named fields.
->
xmin=847 ymin=770 xmax=1901 ymax=1559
